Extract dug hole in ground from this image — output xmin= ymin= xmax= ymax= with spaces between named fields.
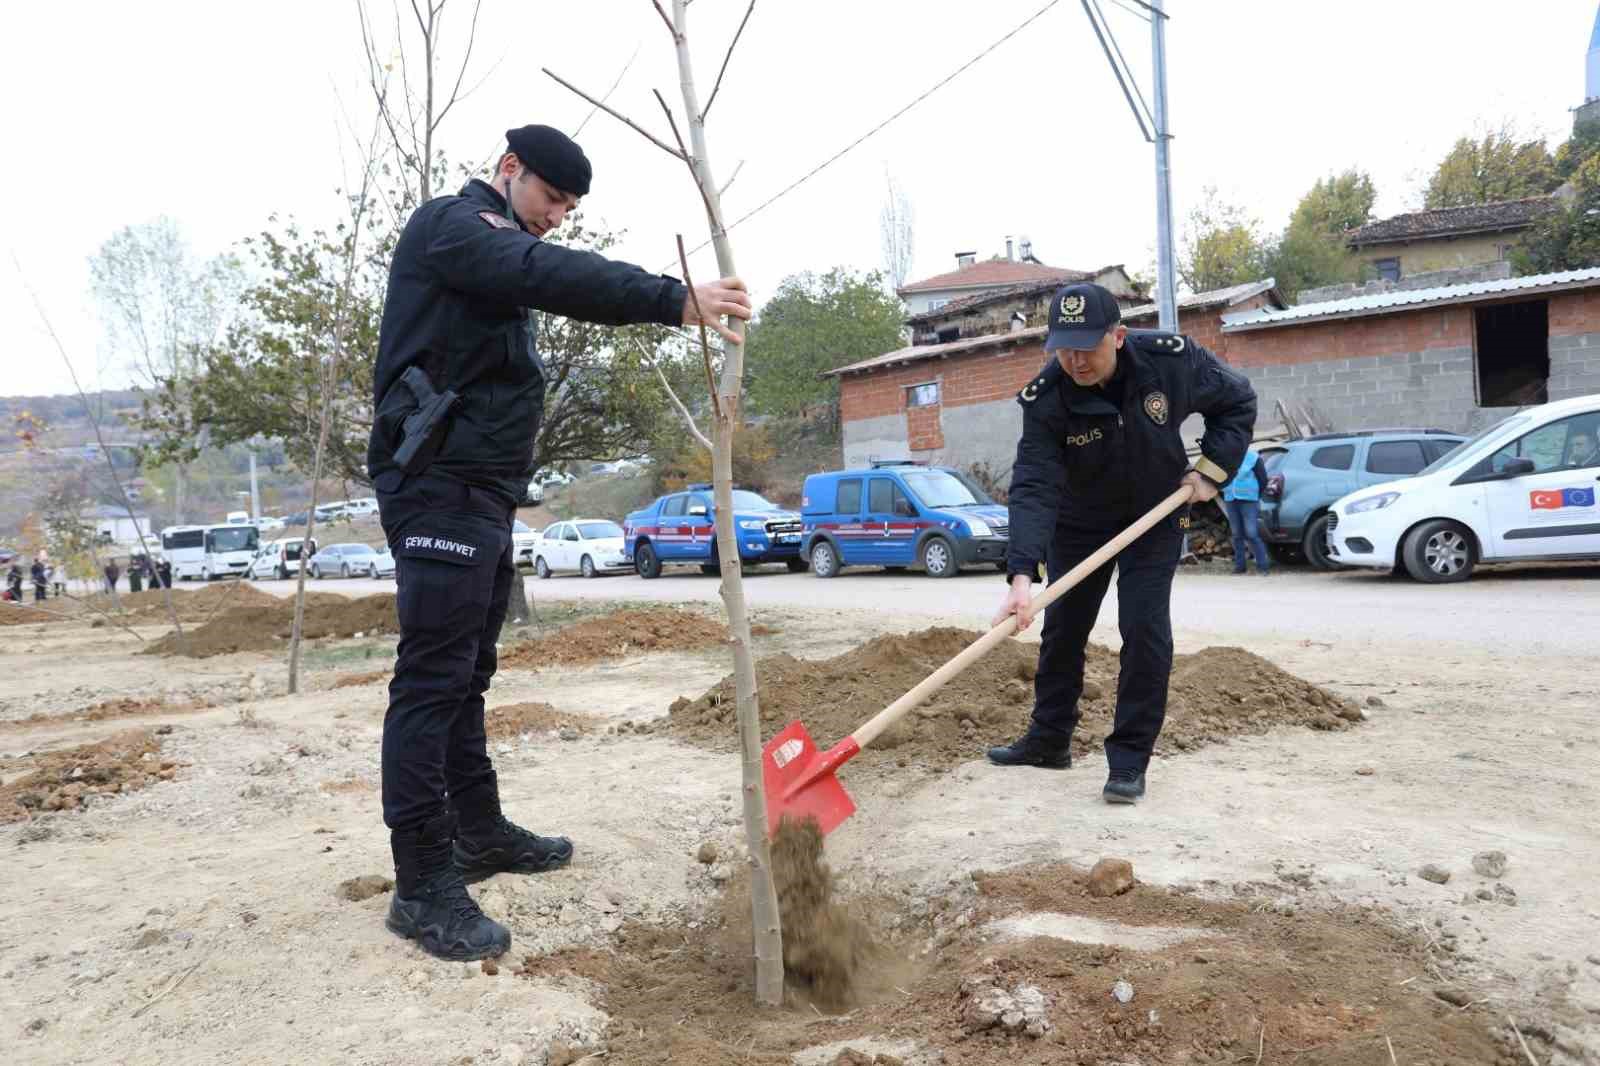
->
xmin=1 ymin=583 xmax=1597 ymax=1065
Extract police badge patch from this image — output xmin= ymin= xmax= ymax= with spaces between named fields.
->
xmin=478 ymin=211 xmax=518 ymax=230
xmin=1143 ymin=391 xmax=1170 ymax=425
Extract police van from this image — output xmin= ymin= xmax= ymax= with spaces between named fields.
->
xmin=160 ymin=523 xmax=262 ymax=581
xmin=799 ymin=461 xmax=1009 ymax=578
xmin=1328 ymin=393 xmax=1600 ymax=582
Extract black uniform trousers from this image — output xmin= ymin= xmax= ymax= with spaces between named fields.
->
xmin=1029 ymin=516 xmax=1183 ymax=773
xmin=377 ymin=472 xmax=516 ymax=832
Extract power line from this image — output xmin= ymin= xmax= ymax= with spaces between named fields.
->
xmin=673 ymin=0 xmax=1066 ymax=267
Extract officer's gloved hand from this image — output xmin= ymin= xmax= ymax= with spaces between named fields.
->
xmin=993 ymin=575 xmax=1037 ymax=632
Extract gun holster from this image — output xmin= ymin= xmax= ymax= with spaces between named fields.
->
xmin=391 ymin=366 xmax=461 ymax=475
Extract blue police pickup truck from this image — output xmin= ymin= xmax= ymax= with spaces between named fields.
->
xmin=623 ymin=483 xmax=807 ymax=578
xmin=799 ymin=461 xmax=1009 ymax=578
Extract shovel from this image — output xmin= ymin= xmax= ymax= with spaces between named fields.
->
xmin=762 ymin=484 xmax=1196 ymax=837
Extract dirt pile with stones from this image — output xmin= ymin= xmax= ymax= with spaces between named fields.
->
xmin=2 ymin=729 xmax=180 ymax=822
xmin=485 ymin=701 xmax=593 ymax=740
xmin=500 ymin=607 xmax=773 ymax=669
xmin=515 ymin=854 xmax=1517 ymax=1066
xmin=667 ymin=627 xmax=1362 ymax=769
xmin=140 ymin=593 xmax=399 ymax=658
xmin=1 ymin=695 xmax=214 ymax=731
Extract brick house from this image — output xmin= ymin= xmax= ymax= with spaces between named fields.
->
xmin=1345 ymin=198 xmax=1556 ymax=282
xmin=1222 ymin=266 xmax=1600 ymax=432
xmin=905 ymin=267 xmax=1143 ymax=345
xmin=897 ymin=240 xmax=1121 ymax=317
xmin=827 ymin=280 xmax=1284 ymax=472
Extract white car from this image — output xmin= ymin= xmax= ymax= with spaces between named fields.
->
xmin=532 ymin=519 xmax=631 ymax=579
xmin=250 ymin=536 xmax=317 ymax=580
xmin=1328 ymin=393 xmax=1600 ymax=583
xmin=512 ymin=519 xmax=541 ymax=567
xmin=308 ymin=542 xmax=396 ymax=579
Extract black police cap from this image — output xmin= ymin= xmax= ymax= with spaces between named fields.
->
xmin=505 ymin=124 xmax=592 ymax=197
xmin=1044 ymin=282 xmax=1122 ymax=352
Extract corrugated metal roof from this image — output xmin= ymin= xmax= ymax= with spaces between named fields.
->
xmin=1121 ymin=278 xmax=1283 ymax=321
xmin=823 ymin=325 xmax=1047 ymax=378
xmin=1221 ymin=267 xmax=1600 ymax=332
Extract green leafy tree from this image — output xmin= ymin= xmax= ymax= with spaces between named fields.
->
xmin=1178 ymin=188 xmax=1264 ymax=293
xmin=745 ymin=268 xmax=905 ymax=420
xmin=1262 ymin=169 xmax=1376 ymax=300
xmin=1512 ymin=154 xmax=1600 ymax=274
xmin=1555 ymin=119 xmax=1600 ymax=182
xmin=1424 ymin=127 xmax=1558 ymax=209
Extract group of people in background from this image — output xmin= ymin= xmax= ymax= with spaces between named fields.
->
xmin=2 ymin=552 xmax=171 ymax=603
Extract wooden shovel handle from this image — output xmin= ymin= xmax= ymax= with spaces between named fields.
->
xmin=851 ymin=485 xmax=1195 ymax=750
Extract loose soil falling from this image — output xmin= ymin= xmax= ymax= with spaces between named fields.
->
xmin=668 ymin=627 xmax=1362 ymax=770
xmin=499 ymin=607 xmax=773 ymax=669
xmin=1 ymin=729 xmax=178 ymax=822
xmin=140 ymin=593 xmax=400 ymax=657
xmin=770 ymin=817 xmax=885 ymax=1010
xmin=517 ymin=859 xmax=1523 ymax=1066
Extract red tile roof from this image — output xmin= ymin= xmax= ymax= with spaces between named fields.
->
xmin=898 ymin=258 xmax=1083 ymax=295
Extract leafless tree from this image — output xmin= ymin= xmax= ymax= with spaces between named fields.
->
xmin=357 ymin=0 xmax=489 ymax=207
xmin=546 ymin=0 xmax=783 ymax=1006
xmin=880 ymin=170 xmax=916 ymax=291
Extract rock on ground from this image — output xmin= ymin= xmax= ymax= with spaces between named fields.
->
xmin=1088 ymin=857 xmax=1136 ymax=897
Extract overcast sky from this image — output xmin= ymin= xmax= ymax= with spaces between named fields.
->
xmin=4 ymin=0 xmax=1595 ymax=398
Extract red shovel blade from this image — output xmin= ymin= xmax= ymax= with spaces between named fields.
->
xmin=761 ymin=720 xmax=858 ymax=838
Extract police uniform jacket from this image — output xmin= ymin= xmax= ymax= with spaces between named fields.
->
xmin=367 ymin=179 xmax=689 ymax=501
xmin=1005 ymin=331 xmax=1257 ymax=581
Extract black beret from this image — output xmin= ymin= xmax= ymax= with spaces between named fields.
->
xmin=505 ymin=124 xmax=592 ymax=197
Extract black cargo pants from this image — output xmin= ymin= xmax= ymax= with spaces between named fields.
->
xmin=376 ymin=472 xmax=516 ymax=832
xmin=1028 ymin=515 xmax=1183 ymax=773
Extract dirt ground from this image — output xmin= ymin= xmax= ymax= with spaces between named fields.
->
xmin=2 ymin=584 xmax=1597 ymax=1066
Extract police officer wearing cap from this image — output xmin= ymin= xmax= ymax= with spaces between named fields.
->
xmin=986 ymin=283 xmax=1256 ymax=804
xmin=368 ymin=124 xmax=752 ymax=961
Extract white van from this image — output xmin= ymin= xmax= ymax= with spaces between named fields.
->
xmin=248 ymin=536 xmax=318 ymax=581
xmin=344 ymin=498 xmax=379 ymax=517
xmin=160 ymin=523 xmax=262 ymax=581
xmin=1329 ymin=393 xmax=1600 ymax=582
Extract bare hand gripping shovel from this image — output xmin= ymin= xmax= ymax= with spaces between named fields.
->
xmin=762 ymin=485 xmax=1196 ymax=837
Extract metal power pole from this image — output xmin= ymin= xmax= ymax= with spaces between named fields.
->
xmin=248 ymin=451 xmax=261 ymax=522
xmin=1150 ymin=0 xmax=1176 ymax=331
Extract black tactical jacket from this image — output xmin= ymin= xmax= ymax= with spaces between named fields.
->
xmin=1005 ymin=330 xmax=1257 ymax=580
xmin=367 ymin=179 xmax=688 ymax=501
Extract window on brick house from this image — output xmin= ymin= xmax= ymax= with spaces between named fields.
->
xmin=907 ymin=382 xmax=940 ymax=407
xmin=1473 ymin=299 xmax=1548 ymax=407
xmin=1374 ymin=258 xmax=1401 ymax=282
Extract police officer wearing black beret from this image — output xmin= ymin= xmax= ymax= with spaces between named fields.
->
xmin=368 ymin=124 xmax=751 ymax=961
xmin=987 ymin=283 xmax=1256 ymax=804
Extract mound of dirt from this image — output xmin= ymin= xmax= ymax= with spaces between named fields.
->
xmin=517 ymin=857 xmax=1515 ymax=1066
xmin=331 ymin=669 xmax=392 ymax=689
xmin=139 ymin=593 xmax=399 ymax=658
xmin=118 ymin=582 xmax=285 ymax=622
xmin=485 ymin=701 xmax=592 ymax=739
xmin=1 ymin=729 xmax=179 ymax=822
xmin=0 ymin=600 xmax=75 ymax=625
xmin=2 ymin=695 xmax=214 ymax=731
xmin=500 ymin=608 xmax=766 ymax=669
xmin=667 ymin=627 xmax=1361 ymax=769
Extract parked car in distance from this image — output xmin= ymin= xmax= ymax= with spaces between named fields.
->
xmin=532 ymin=519 xmax=631 ymax=578
xmin=512 ymin=519 xmax=540 ymax=567
xmin=308 ymin=542 xmax=395 ymax=579
xmin=799 ymin=461 xmax=1009 ymax=578
xmin=1258 ymin=429 xmax=1466 ymax=569
xmin=624 ymin=485 xmax=804 ymax=578
xmin=1328 ymin=394 xmax=1600 ymax=583
xmin=342 ymin=498 xmax=379 ymax=518
xmin=256 ymin=515 xmax=286 ymax=533
xmin=249 ymin=536 xmax=318 ymax=580
xmin=521 ymin=479 xmax=545 ymax=506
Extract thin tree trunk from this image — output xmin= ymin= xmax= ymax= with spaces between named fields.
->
xmin=287 ymin=361 xmax=333 ymax=696
xmin=671 ymin=0 xmax=784 ymax=1008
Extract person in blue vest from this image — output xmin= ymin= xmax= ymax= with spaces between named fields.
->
xmin=1221 ymin=447 xmax=1270 ymax=574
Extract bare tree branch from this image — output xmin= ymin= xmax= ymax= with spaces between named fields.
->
xmin=431 ymin=0 xmax=481 ymax=130
xmin=653 ymin=90 xmax=720 ymax=230
xmin=632 ymin=338 xmax=710 ymax=451
xmin=675 ymin=234 xmax=721 ymax=420
xmin=718 ymin=158 xmax=746 ymax=199
xmin=575 ymin=41 xmax=642 ymax=137
xmin=650 ymin=0 xmax=679 ymax=41
xmin=542 ymin=68 xmax=686 ymax=161
xmin=701 ymin=0 xmax=756 ymax=122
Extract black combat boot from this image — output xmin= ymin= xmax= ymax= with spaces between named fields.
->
xmin=986 ymin=727 xmax=1072 ymax=769
xmin=1102 ymin=767 xmax=1146 ymax=804
xmin=386 ymin=810 xmax=511 ymax=961
xmin=451 ymin=774 xmax=574 ymax=883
